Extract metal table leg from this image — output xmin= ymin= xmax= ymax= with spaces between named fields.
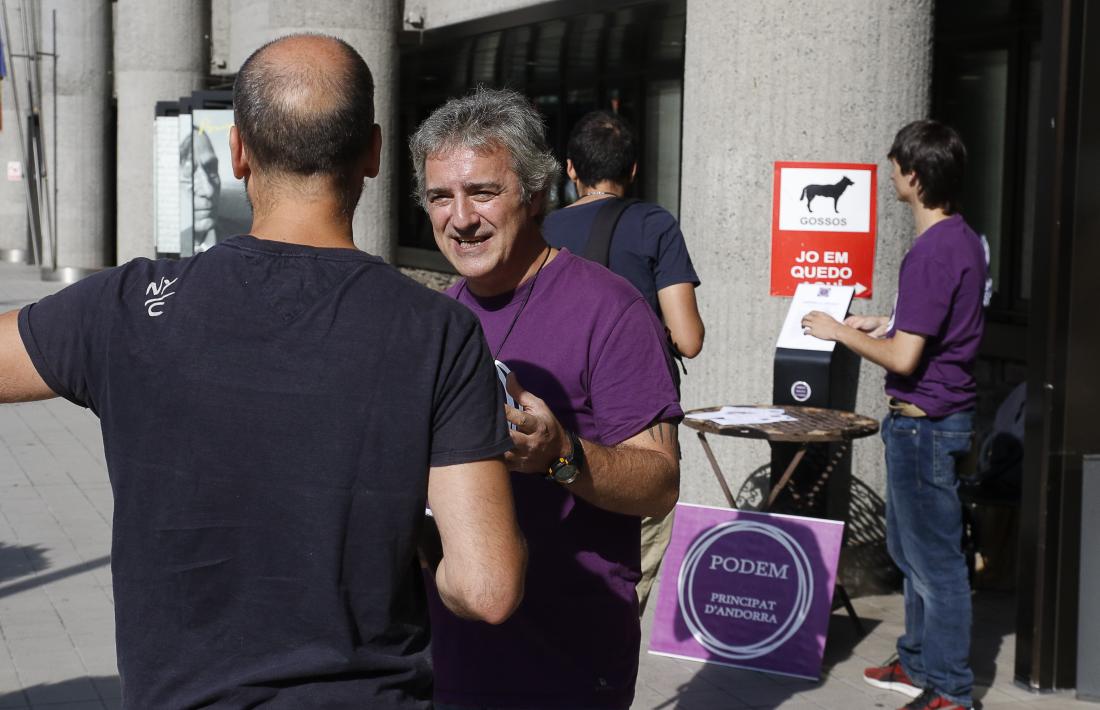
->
xmin=764 ymin=444 xmax=808 ymax=510
xmin=697 ymin=432 xmax=737 ymax=509
xmin=833 ymin=581 xmax=865 ymax=635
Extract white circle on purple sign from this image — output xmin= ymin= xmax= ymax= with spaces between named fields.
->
xmin=677 ymin=520 xmax=814 ymax=660
xmin=791 ymin=381 xmax=812 ymax=402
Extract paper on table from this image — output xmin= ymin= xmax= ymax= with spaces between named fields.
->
xmin=776 ymin=283 xmax=856 ymax=352
xmin=686 ymin=406 xmax=797 ymax=426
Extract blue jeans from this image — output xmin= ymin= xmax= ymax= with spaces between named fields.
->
xmin=883 ymin=410 xmax=974 ymax=707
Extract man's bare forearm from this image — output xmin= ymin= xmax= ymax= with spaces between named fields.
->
xmin=565 ymin=421 xmax=680 ymax=518
xmin=802 ymin=311 xmax=925 ymax=377
xmin=427 ymin=459 xmax=527 ymax=625
xmin=833 ymin=327 xmax=924 ymax=376
xmin=434 ymin=538 xmax=527 ymax=625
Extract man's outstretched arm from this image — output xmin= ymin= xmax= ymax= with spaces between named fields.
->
xmin=0 ymin=310 xmax=55 ymax=403
xmin=425 ymin=456 xmax=526 ymax=625
xmin=802 ymin=310 xmax=926 ymax=376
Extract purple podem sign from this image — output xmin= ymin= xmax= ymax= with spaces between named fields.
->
xmin=649 ymin=504 xmax=845 ymax=679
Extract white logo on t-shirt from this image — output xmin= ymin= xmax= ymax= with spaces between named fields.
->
xmin=145 ymin=277 xmax=178 ymax=317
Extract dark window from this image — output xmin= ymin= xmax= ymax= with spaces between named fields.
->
xmin=933 ymin=0 xmax=1043 ymax=320
xmin=933 ymin=0 xmax=1042 ymax=421
xmin=396 ymin=0 xmax=686 ymax=270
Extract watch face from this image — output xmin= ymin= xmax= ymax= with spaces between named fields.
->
xmin=553 ymin=463 xmax=580 ymax=485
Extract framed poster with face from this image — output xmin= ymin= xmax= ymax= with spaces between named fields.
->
xmin=188 ymin=109 xmax=251 ymax=254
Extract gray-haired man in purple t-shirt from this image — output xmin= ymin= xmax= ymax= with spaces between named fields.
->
xmin=409 ymin=88 xmax=682 ymax=710
xmin=803 ymin=120 xmax=985 ymax=710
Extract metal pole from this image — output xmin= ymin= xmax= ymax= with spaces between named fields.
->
xmin=19 ymin=0 xmax=35 ymax=100
xmin=20 ymin=0 xmax=54 ymax=273
xmin=0 ymin=0 xmax=40 ymax=266
xmin=16 ymin=0 xmax=32 ymax=99
xmin=16 ymin=0 xmax=49 ymax=270
xmin=31 ymin=4 xmax=55 ymax=271
xmin=49 ymin=7 xmax=55 ymax=263
xmin=23 ymin=0 xmax=53 ymax=271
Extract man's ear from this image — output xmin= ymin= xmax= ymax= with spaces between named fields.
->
xmin=906 ymin=172 xmax=927 ymax=204
xmin=230 ymin=126 xmax=250 ymax=180
xmin=565 ymin=159 xmax=578 ymax=182
xmin=364 ymin=124 xmax=382 ymax=179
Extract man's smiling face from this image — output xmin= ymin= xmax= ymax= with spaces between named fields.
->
xmin=425 ymin=143 xmax=543 ymax=296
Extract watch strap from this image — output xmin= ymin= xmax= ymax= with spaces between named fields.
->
xmin=547 ymin=430 xmax=584 ymax=484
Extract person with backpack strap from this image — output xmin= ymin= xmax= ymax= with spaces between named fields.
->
xmin=543 ymin=110 xmax=704 ymax=613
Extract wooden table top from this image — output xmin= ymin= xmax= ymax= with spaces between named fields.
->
xmin=683 ymin=404 xmax=879 ymax=443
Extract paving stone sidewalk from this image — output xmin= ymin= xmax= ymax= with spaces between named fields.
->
xmin=0 ymin=261 xmax=1091 ymax=709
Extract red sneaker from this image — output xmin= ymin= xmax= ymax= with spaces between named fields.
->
xmin=863 ymin=658 xmax=923 ymax=698
xmin=901 ymin=688 xmax=972 ymax=710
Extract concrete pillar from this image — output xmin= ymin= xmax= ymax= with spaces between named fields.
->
xmin=229 ymin=0 xmax=398 ymax=262
xmin=115 ymin=1 xmax=207 ymax=263
xmin=677 ymin=0 xmax=934 ymax=506
xmin=38 ymin=0 xmax=111 ymax=272
xmin=0 ymin=10 xmax=30 ymax=262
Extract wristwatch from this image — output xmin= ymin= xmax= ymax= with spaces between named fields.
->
xmin=547 ymin=430 xmax=585 ymax=485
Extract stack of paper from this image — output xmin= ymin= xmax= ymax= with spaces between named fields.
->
xmin=686 ymin=406 xmax=797 ymax=426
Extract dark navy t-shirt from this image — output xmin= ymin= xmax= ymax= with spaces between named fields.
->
xmin=17 ymin=235 xmax=511 ymax=709
xmin=542 ymin=199 xmax=700 ymax=318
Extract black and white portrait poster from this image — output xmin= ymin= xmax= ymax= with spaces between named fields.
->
xmin=185 ymin=109 xmax=251 ymax=254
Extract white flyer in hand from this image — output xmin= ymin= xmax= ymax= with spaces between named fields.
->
xmin=776 ymin=283 xmax=855 ymax=352
xmin=495 ymin=360 xmax=519 ymax=431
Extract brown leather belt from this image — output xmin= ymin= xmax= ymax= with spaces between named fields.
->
xmin=888 ymin=397 xmax=928 ymax=418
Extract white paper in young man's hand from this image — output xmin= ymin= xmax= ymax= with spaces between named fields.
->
xmin=776 ymin=283 xmax=855 ymax=352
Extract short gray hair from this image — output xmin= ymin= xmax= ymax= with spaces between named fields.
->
xmin=409 ymin=87 xmax=561 ymax=213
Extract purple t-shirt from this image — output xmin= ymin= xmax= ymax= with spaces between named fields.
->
xmin=886 ymin=214 xmax=987 ymax=417
xmin=428 ymin=249 xmax=682 ymax=709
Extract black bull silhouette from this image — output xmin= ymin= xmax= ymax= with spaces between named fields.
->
xmin=800 ymin=176 xmax=855 ymax=213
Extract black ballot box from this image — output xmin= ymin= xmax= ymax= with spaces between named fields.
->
xmin=770 ymin=343 xmax=861 ymax=521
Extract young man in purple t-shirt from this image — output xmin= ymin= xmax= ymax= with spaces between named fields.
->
xmin=803 ymin=120 xmax=986 ymax=710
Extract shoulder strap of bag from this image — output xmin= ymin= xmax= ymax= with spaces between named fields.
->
xmin=582 ymin=197 xmax=639 ymax=267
